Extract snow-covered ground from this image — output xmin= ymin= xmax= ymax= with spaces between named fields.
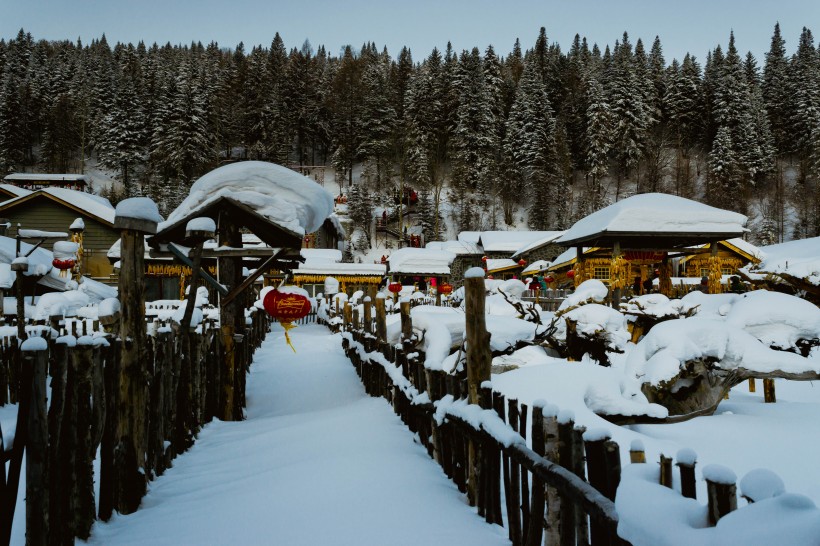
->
xmin=84 ymin=324 xmax=509 ymax=546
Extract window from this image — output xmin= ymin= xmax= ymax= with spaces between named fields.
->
xmin=592 ymin=266 xmax=610 ymax=280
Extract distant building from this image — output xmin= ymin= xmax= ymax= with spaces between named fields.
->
xmin=3 ymin=173 xmax=90 ymax=192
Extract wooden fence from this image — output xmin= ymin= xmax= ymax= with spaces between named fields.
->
xmin=0 ymin=308 xmax=270 ymax=545
xmin=336 ymin=286 xmax=751 ymax=545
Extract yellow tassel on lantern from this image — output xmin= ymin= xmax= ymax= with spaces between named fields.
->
xmin=281 ymin=320 xmax=298 ymax=352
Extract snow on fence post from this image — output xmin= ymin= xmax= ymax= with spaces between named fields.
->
xmin=375 ymin=294 xmax=387 ymax=352
xmin=704 ymin=464 xmax=738 ymax=524
xmin=464 ymin=268 xmax=491 ymax=510
xmin=677 ymin=448 xmax=698 ymax=500
xmin=22 ymin=337 xmax=48 ymax=546
xmin=113 ymin=197 xmax=160 ymax=514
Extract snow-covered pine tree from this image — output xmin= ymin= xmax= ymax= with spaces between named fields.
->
xmin=347 ymin=182 xmax=374 ymax=247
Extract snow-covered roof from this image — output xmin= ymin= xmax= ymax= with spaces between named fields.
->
xmin=388 ymin=248 xmax=456 ymax=275
xmin=522 ymin=259 xmax=551 ymax=275
xmin=479 ymin=231 xmax=560 ymax=253
xmin=0 ymin=234 xmax=54 ymax=279
xmin=457 ymin=231 xmax=481 ymax=244
xmin=748 ymin=236 xmax=820 ymax=286
xmin=486 ymin=258 xmax=519 ymax=273
xmin=426 ymin=239 xmax=482 ymax=255
xmin=4 ymin=173 xmax=90 ymax=182
xmin=511 ymin=231 xmax=565 ymax=258
xmin=300 ymin=248 xmax=343 ymax=263
xmin=161 ymin=161 xmax=334 ymax=236
xmin=556 ymin=193 xmax=748 ymax=246
xmin=0 ymin=187 xmax=115 ymax=226
xmin=295 ymin=262 xmax=386 ymax=276
xmin=682 ymin=237 xmax=764 ymax=264
xmin=0 ymin=184 xmax=32 ymax=198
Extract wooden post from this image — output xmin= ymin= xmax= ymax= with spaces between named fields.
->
xmin=659 ymin=454 xmax=674 ymax=488
xmin=363 ymin=296 xmax=372 ymax=335
xmin=629 ymin=439 xmax=646 ymax=463
xmin=375 ymin=294 xmax=387 ymax=346
xmin=73 ymin=341 xmax=96 ymax=539
xmin=677 ymin=448 xmax=698 ymax=500
xmin=763 ymin=378 xmax=776 ymax=403
xmin=218 ymin=210 xmax=243 ymax=421
xmin=705 ymin=465 xmax=737 ymax=524
xmin=98 ymin=338 xmax=120 ymax=522
xmin=23 ymin=340 xmax=48 ymax=546
xmin=544 ymin=408 xmax=562 ymax=545
xmin=399 ymin=300 xmax=412 ymax=345
xmin=525 ymin=403 xmax=545 ymax=546
xmin=507 ymin=399 xmax=523 ymax=546
xmin=557 ymin=415 xmax=577 ymax=546
xmin=113 ymin=199 xmax=158 ymax=514
xmin=748 ymin=378 xmax=756 ymax=393
xmin=48 ymin=339 xmax=69 ymax=536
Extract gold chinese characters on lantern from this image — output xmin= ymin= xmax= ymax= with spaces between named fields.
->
xmin=262 ymin=287 xmax=311 ymax=352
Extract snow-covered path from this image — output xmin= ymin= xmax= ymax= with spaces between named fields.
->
xmin=86 ymin=323 xmax=509 ymax=546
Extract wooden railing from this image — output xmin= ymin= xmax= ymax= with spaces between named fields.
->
xmin=0 ymin=308 xmax=271 ymax=545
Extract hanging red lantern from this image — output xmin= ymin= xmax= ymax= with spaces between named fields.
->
xmin=263 ymin=288 xmax=312 ymax=352
xmin=438 ymin=283 xmax=453 ymax=295
xmin=566 ymin=269 xmax=576 ymax=279
xmin=544 ymin=275 xmax=554 ymax=283
xmin=487 ymin=274 xmax=494 ymax=279
xmin=481 ymin=255 xmax=488 ymax=262
xmin=518 ymin=259 xmax=527 ymax=267
xmin=388 ymin=282 xmax=403 ymax=294
xmin=52 ymin=258 xmax=75 ymax=271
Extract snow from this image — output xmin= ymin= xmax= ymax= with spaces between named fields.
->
xmin=702 ymin=464 xmax=737 ymax=485
xmin=115 ymin=197 xmax=163 ymax=223
xmin=478 ymin=230 xmax=561 ymax=253
xmin=740 ymin=469 xmax=785 ymax=502
xmin=723 ymin=290 xmax=820 ymax=351
xmin=20 ymin=336 xmax=48 ymax=351
xmin=556 ymin=193 xmax=748 ymax=244
xmin=485 ymin=258 xmax=518 ymax=273
xmin=324 ymin=276 xmax=339 ymax=295
xmin=85 ymin=325 xmax=509 ymax=546
xmin=465 ymin=266 xmax=485 ymax=279
xmin=69 ymin=217 xmax=85 ymax=231
xmin=300 ymin=248 xmax=343 ymax=263
xmin=3 ymin=187 xmax=116 ymax=224
xmin=557 ymin=279 xmax=609 ymax=310
xmin=388 ymin=247 xmax=456 ymax=275
xmin=52 ymin=240 xmax=78 ymax=258
xmin=185 ymin=216 xmax=215 ymax=233
xmin=425 ymin=239 xmax=482 ymax=255
xmin=510 ymin=231 xmax=565 ymax=258
xmin=98 ymin=298 xmax=120 ymax=318
xmin=676 ymin=447 xmax=698 ymax=466
xmin=162 ymin=161 xmax=334 ymax=236
xmin=747 ymin=236 xmax=820 ymax=286
xmin=18 ymin=229 xmax=68 ymax=238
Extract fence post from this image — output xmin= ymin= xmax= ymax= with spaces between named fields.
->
xmin=659 ymin=454 xmax=674 ymax=488
xmin=557 ymin=412 xmax=577 ymax=546
xmin=763 ymin=378 xmax=776 ymax=403
xmin=629 ymin=439 xmax=646 ymax=463
xmin=113 ymin=199 xmax=158 ymax=513
xmin=677 ymin=448 xmax=698 ymax=500
xmin=544 ymin=406 xmax=562 ymax=545
xmin=525 ymin=402 xmax=545 ymax=546
xmin=363 ymin=296 xmax=372 ymax=336
xmin=464 ymin=269 xmax=490 ymax=508
xmin=72 ymin=340 xmax=96 ymax=539
xmin=704 ymin=464 xmax=737 ymax=524
xmin=23 ymin=339 xmax=48 ymax=546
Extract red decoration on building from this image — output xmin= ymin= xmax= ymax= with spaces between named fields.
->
xmin=481 ymin=256 xmax=488 ymax=262
xmin=487 ymin=274 xmax=494 ymax=279
xmin=388 ymin=282 xmax=403 ymax=294
xmin=544 ymin=275 xmax=554 ymax=283
xmin=438 ymin=283 xmax=453 ymax=295
xmin=566 ymin=270 xmax=576 ymax=278
xmin=518 ymin=259 xmax=527 ymax=267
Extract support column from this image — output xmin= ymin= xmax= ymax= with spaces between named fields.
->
xmin=218 ymin=211 xmax=243 ymax=421
xmin=708 ymin=242 xmax=722 ymax=294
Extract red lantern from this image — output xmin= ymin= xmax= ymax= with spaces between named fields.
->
xmin=262 ymin=288 xmax=311 ymax=352
xmin=52 ymin=258 xmax=75 ymax=270
xmin=518 ymin=259 xmax=527 ymax=267
xmin=388 ymin=282 xmax=403 ymax=294
xmin=487 ymin=274 xmax=494 ymax=280
xmin=439 ymin=283 xmax=453 ymax=295
xmin=481 ymin=256 xmax=488 ymax=262
xmin=566 ymin=269 xmax=576 ymax=279
xmin=544 ymin=275 xmax=554 ymax=283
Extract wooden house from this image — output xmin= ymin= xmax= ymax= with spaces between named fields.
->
xmin=0 ymin=188 xmax=117 ymax=279
xmin=0 ymin=184 xmax=32 ymax=203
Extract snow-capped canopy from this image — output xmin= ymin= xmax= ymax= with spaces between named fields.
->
xmin=300 ymin=248 xmax=343 ymax=263
xmin=747 ymin=237 xmax=820 ymax=286
xmin=479 ymin=231 xmax=560 ymax=253
xmin=486 ymin=258 xmax=518 ymax=273
xmin=388 ymin=248 xmax=456 ymax=275
xmin=556 ymin=193 xmax=748 ymax=246
xmin=426 ymin=240 xmax=482 ymax=255
xmin=162 ymin=162 xmax=333 ymax=236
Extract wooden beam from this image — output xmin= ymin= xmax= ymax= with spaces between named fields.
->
xmin=167 ymin=243 xmax=228 ymax=297
xmin=220 ymin=251 xmax=285 ymax=307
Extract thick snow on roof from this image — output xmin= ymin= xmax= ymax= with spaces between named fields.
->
xmin=457 ymin=231 xmax=481 ymax=244
xmin=116 ymin=197 xmax=163 ymax=223
xmin=511 ymin=231 xmax=565 ymax=257
xmin=479 ymin=231 xmax=560 ymax=253
xmin=426 ymin=240 xmax=482 ymax=255
xmin=388 ymin=248 xmax=456 ymax=275
xmin=300 ymin=248 xmax=343 ymax=263
xmin=0 ymin=184 xmax=32 ymax=198
xmin=556 ymin=193 xmax=748 ymax=244
xmin=522 ymin=260 xmax=550 ymax=275
xmin=0 ymin=235 xmax=53 ymax=277
xmin=162 ymin=161 xmax=333 ymax=236
xmin=295 ymin=262 xmax=386 ymax=276
xmin=0 ymin=188 xmax=115 ymax=225
xmin=486 ymin=258 xmax=518 ymax=273
xmin=749 ymin=237 xmax=820 ymax=286
xmin=4 ymin=173 xmax=89 ymax=182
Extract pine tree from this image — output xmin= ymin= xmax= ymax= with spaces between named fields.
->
xmin=347 ymin=182 xmax=373 ymax=247
xmin=583 ymin=74 xmax=612 ymax=214
xmin=763 ymin=23 xmax=791 ymax=157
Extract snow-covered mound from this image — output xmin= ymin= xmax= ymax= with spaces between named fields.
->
xmin=725 ymin=290 xmax=820 ymax=352
xmin=558 ymin=279 xmax=608 ymax=311
xmin=747 ymin=236 xmax=820 ymax=286
xmin=620 ymin=293 xmax=698 ymax=320
xmin=162 ymin=161 xmax=334 ymax=236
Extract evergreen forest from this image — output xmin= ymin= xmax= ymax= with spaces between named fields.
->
xmin=1 ymin=24 xmax=819 ymax=246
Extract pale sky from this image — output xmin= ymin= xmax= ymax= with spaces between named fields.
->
xmin=2 ymin=0 xmax=819 ymax=64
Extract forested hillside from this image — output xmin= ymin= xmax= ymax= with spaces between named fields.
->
xmin=0 ymin=24 xmax=818 ymax=245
